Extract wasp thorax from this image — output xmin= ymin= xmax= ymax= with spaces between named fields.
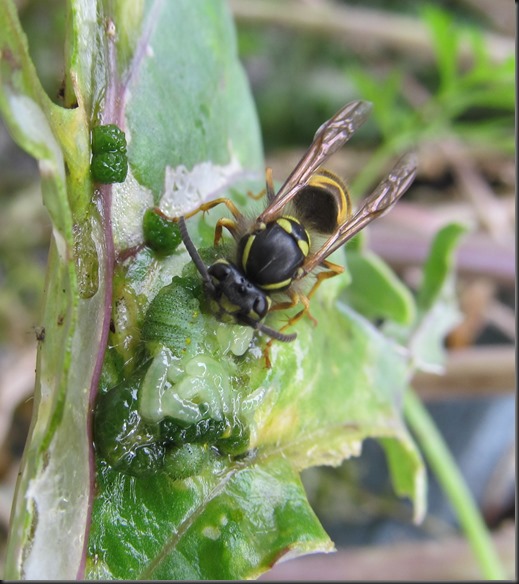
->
xmin=239 ymin=217 xmax=310 ymax=292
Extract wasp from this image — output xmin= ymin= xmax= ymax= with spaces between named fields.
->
xmin=176 ymin=100 xmax=417 ymax=359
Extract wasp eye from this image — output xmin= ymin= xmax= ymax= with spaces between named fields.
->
xmin=208 ymin=262 xmax=230 ymax=281
xmin=253 ymin=295 xmax=268 ymax=318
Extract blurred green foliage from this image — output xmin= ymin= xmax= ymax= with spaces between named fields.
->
xmin=1 ymin=1 xmax=513 ymax=354
xmin=237 ymin=3 xmax=514 ymax=194
xmin=0 ymin=4 xmax=513 ymax=577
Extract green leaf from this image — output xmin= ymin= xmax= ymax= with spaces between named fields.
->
xmin=1 ymin=1 xmax=96 ymax=579
xmin=458 ymin=32 xmax=515 ymax=111
xmin=342 ymin=249 xmax=416 ymax=325
xmin=124 ymin=1 xmax=262 ymax=199
xmin=455 ymin=119 xmax=515 ymax=155
xmin=416 ymin=223 xmax=467 ymax=313
xmin=423 ymin=6 xmax=460 ymax=95
xmin=2 ymin=0 xmax=262 ymax=579
xmin=379 ymin=435 xmax=426 ymax=523
xmin=3 ymin=0 xmax=426 ymax=580
xmin=350 ymin=67 xmax=404 ymax=141
xmin=384 ymin=223 xmax=466 ymax=373
xmin=87 ymin=286 xmax=425 ymax=579
xmin=88 ymin=457 xmax=333 ymax=580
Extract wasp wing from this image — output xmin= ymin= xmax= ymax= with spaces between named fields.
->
xmin=256 ymin=100 xmax=373 ymax=224
xmin=299 ymin=152 xmax=418 ymax=276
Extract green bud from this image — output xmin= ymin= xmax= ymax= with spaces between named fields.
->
xmin=143 ymin=208 xmax=182 ymax=256
xmin=91 ymin=151 xmax=128 ymax=183
xmin=91 ymin=124 xmax=127 ymax=154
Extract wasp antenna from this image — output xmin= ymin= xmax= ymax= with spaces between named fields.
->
xmin=256 ymin=322 xmax=297 ymax=343
xmin=178 ymin=217 xmax=213 ymax=286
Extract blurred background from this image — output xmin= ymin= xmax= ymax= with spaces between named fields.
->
xmin=0 ymin=0 xmax=515 ymax=579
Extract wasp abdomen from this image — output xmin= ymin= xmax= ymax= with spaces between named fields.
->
xmin=239 ymin=218 xmax=310 ymax=291
xmin=293 ymin=170 xmax=351 ymax=234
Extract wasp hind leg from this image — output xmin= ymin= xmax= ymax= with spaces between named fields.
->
xmin=266 ymin=260 xmax=346 ymax=367
xmin=305 ymin=259 xmax=344 ymax=301
xmin=262 ymin=290 xmax=314 ymax=368
xmin=270 ymin=259 xmax=345 ymax=337
xmin=269 ymin=290 xmax=316 ymax=326
xmin=285 ymin=260 xmax=344 ymax=329
xmin=247 ymin=167 xmax=275 ymax=201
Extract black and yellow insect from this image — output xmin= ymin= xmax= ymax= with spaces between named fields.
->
xmin=177 ymin=100 xmax=417 ymax=349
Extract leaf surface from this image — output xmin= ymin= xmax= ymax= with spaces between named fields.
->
xmin=2 ymin=0 xmax=428 ymax=579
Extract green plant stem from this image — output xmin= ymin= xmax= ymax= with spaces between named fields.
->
xmin=404 ymin=388 xmax=506 ymax=580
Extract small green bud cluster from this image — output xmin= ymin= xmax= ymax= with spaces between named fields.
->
xmin=90 ymin=124 xmax=128 ymax=183
xmin=142 ymin=208 xmax=182 ymax=256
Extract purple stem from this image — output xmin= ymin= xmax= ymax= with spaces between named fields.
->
xmin=77 ymin=2 xmax=167 ymax=575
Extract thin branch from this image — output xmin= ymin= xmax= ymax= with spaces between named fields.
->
xmin=230 ymin=0 xmax=514 ymax=66
xmin=485 ymin=299 xmax=516 ymax=342
xmin=412 ymin=345 xmax=515 ymax=400
xmin=440 ymin=139 xmax=514 ymax=244
xmin=367 ymin=217 xmax=515 ymax=288
xmin=456 ymin=0 xmax=516 ymax=36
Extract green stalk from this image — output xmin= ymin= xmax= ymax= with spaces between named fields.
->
xmin=404 ymin=388 xmax=506 ymax=580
